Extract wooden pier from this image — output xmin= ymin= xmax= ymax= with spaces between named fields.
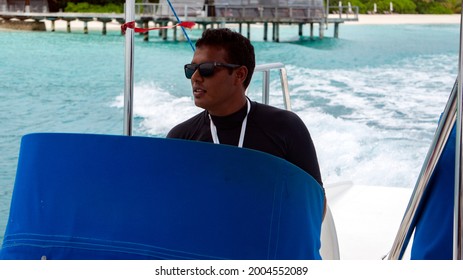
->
xmin=0 ymin=1 xmax=359 ymax=41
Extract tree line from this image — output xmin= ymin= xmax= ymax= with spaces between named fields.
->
xmin=347 ymin=0 xmax=461 ymax=14
xmin=47 ymin=0 xmax=153 ymax=13
xmin=46 ymin=0 xmax=461 ymax=14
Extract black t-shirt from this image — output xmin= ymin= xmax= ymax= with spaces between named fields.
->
xmin=167 ymin=100 xmax=323 ymax=186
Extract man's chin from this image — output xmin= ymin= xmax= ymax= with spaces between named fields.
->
xmin=193 ymin=99 xmax=207 ymax=110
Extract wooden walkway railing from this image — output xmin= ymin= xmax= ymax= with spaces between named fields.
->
xmin=0 ymin=2 xmax=358 ymax=41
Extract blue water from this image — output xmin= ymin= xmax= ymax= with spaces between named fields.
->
xmin=0 ymin=23 xmax=459 ymax=244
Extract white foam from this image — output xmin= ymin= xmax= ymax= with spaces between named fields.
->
xmin=111 ymin=82 xmax=201 ymax=136
xmin=284 ymin=56 xmax=455 ymax=188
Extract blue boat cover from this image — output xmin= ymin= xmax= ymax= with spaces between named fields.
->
xmin=411 ymin=125 xmax=455 ymax=260
xmin=0 ymin=133 xmax=324 ymax=260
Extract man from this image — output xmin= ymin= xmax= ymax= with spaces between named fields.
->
xmin=167 ymin=28 xmax=323 ymax=187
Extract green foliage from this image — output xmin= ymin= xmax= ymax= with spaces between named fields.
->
xmin=64 ymin=2 xmax=124 ymax=13
xmin=414 ymin=0 xmax=456 ymax=14
xmin=377 ymin=0 xmax=417 ymax=13
xmin=348 ymin=0 xmax=369 ymax=13
xmin=57 ymin=0 xmax=461 ymax=14
xmin=331 ymin=0 xmax=461 ymax=14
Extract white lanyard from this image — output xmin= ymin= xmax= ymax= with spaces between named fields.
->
xmin=209 ymin=98 xmax=251 ymax=148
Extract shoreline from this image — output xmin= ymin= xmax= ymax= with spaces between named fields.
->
xmin=50 ymin=14 xmax=460 ymax=31
xmin=1 ymin=14 xmax=460 ymax=33
xmin=346 ymin=14 xmax=460 ymax=25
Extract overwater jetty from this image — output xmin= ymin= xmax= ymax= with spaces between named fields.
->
xmin=0 ymin=0 xmax=359 ymax=41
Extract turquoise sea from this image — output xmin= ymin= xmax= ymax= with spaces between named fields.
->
xmin=0 ymin=22 xmax=460 ymax=244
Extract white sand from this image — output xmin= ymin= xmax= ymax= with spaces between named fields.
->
xmin=346 ymin=14 xmax=460 ymax=25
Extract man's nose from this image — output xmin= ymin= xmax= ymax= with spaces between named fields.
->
xmin=191 ymin=68 xmax=203 ymax=81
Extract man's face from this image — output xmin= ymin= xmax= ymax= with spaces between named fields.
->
xmin=189 ymin=45 xmax=245 ymax=116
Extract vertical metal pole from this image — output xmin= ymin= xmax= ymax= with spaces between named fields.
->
xmin=454 ymin=5 xmax=463 ymax=260
xmin=262 ymin=70 xmax=270 ymax=105
xmin=388 ymin=81 xmax=457 ymax=259
xmin=279 ymin=68 xmax=291 ymax=111
xmin=124 ymin=0 xmax=135 ymax=136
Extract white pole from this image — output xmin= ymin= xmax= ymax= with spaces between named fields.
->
xmin=124 ymin=0 xmax=135 ymax=136
xmin=454 ymin=2 xmax=463 ymax=260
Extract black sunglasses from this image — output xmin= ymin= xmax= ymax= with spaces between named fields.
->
xmin=184 ymin=62 xmax=241 ymax=79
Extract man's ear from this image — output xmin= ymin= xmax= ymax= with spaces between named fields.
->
xmin=235 ymin=66 xmax=248 ymax=85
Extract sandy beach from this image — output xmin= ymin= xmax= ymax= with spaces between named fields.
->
xmin=346 ymin=14 xmax=460 ymax=25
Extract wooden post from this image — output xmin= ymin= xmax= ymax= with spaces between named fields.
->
xmin=143 ymin=21 xmax=149 ymax=41
xmin=272 ymin=22 xmax=275 ymax=41
xmin=319 ymin=22 xmax=324 ymax=39
xmin=66 ymin=20 xmax=71 ymax=33
xmin=247 ymin=23 xmax=250 ymax=40
xmin=100 ymin=18 xmax=112 ymax=35
xmin=263 ymin=22 xmax=268 ymax=41
xmin=83 ymin=21 xmax=88 ymax=34
xmin=334 ymin=22 xmax=339 ymax=38
xmin=298 ymin=23 xmax=303 ymax=36
xmin=273 ymin=23 xmax=279 ymax=42
xmin=162 ymin=21 xmax=167 ymax=40
xmin=310 ymin=23 xmax=314 ymax=39
xmin=51 ymin=20 xmax=55 ymax=32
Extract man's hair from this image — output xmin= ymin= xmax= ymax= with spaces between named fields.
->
xmin=196 ymin=28 xmax=255 ymax=89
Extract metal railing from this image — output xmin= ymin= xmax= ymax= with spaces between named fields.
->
xmin=253 ymin=63 xmax=291 ymax=111
xmin=454 ymin=7 xmax=463 ymax=260
xmin=134 ymin=2 xmax=326 ymax=21
xmin=326 ymin=5 xmax=359 ymax=21
xmin=1 ymin=2 xmax=48 ymax=13
xmin=387 ymin=80 xmax=457 ymax=259
xmin=124 ymin=0 xmax=135 ymax=136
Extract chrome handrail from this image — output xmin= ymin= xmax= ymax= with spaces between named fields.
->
xmin=254 ymin=63 xmax=292 ymax=111
xmin=389 ymin=6 xmax=463 ymax=260
xmin=123 ymin=0 xmax=135 ymax=136
xmin=454 ymin=7 xmax=463 ymax=260
xmin=387 ymin=80 xmax=458 ymax=259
